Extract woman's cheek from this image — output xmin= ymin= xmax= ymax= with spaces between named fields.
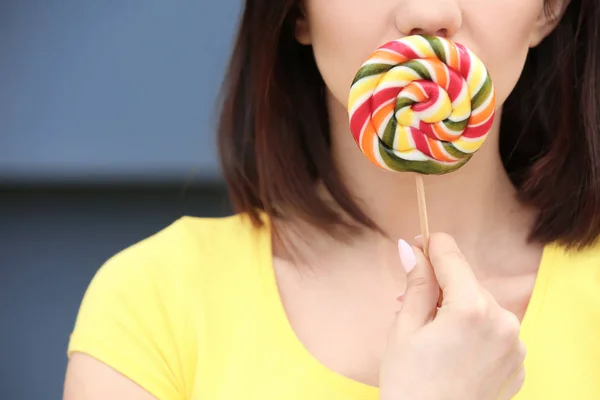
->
xmin=477 ymin=31 xmax=533 ymax=107
xmin=307 ymin=0 xmax=544 ymax=111
xmin=305 ymin=3 xmax=394 ymax=107
xmin=461 ymin=2 xmax=541 ymax=105
xmin=311 ymin=36 xmax=382 ymax=108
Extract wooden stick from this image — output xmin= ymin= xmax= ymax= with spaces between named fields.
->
xmin=416 ymin=175 xmax=443 ymax=307
xmin=415 ymin=175 xmax=430 ymax=258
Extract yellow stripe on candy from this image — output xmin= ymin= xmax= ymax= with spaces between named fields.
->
xmin=408 ymin=35 xmax=437 ymax=58
xmin=377 ymin=66 xmax=422 ymax=89
xmin=449 ymin=84 xmax=471 ymax=121
xmin=416 ymin=87 xmax=452 ymax=123
xmin=395 ymin=148 xmax=429 ymax=161
xmin=466 ymin=58 xmax=486 ymax=98
xmin=396 ymin=107 xmax=414 ymax=127
xmin=452 ymin=135 xmax=487 ymax=153
xmin=394 ymin=125 xmax=414 ymax=151
xmin=348 ymin=74 xmax=381 ymax=113
xmin=422 ymin=103 xmax=452 ymax=123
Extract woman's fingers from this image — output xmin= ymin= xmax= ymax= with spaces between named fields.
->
xmin=394 ymin=242 xmax=440 ymax=337
xmin=427 ymin=233 xmax=480 ymax=307
xmin=497 ymin=364 xmax=526 ymax=400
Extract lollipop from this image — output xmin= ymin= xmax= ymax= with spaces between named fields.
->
xmin=348 ymin=35 xmax=496 ymax=175
xmin=348 ymin=35 xmax=496 ymax=259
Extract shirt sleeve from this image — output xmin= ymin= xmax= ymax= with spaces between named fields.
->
xmin=67 ymin=230 xmax=192 ymax=400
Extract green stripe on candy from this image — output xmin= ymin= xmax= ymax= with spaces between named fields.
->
xmin=442 ymin=141 xmax=471 ymax=159
xmin=381 ymin=116 xmax=397 ymax=148
xmin=426 ymin=36 xmax=447 ymax=64
xmin=401 ymin=60 xmax=432 ymax=81
xmin=379 ymin=97 xmax=415 ymax=149
xmin=351 ymin=64 xmax=392 ymax=85
xmin=378 ymin=141 xmax=470 ymax=175
xmin=471 ymin=74 xmax=493 ymax=110
xmin=443 ymin=118 xmax=469 ymax=132
xmin=396 ymin=96 xmax=414 ymax=110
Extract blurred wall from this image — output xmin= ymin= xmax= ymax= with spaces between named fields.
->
xmin=0 ymin=2 xmax=241 ymax=398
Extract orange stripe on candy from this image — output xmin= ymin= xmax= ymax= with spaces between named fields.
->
xmin=360 ymin=123 xmax=380 ymax=166
xmin=445 ymin=42 xmax=460 ymax=71
xmin=372 ymin=101 xmax=395 ymax=132
xmin=370 ymin=49 xmax=407 ymax=64
xmin=432 ymin=122 xmax=456 ymax=141
xmin=426 ymin=137 xmax=454 ymax=162
xmin=469 ymin=94 xmax=495 ymax=125
xmin=429 ymin=59 xmax=448 ymax=90
xmin=403 ymin=84 xmax=427 ymax=102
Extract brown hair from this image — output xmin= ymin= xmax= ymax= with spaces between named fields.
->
xmin=217 ymin=0 xmax=600 ymax=249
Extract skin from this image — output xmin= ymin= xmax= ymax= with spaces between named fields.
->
xmin=293 ymin=0 xmax=563 ymax=267
xmin=64 ymin=0 xmax=568 ymax=398
xmin=277 ymin=0 xmax=565 ymax=389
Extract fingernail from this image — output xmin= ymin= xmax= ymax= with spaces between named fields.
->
xmin=398 ymin=239 xmax=416 ymax=273
xmin=414 ymin=235 xmax=423 ymax=241
xmin=396 ymin=293 xmax=405 ymax=302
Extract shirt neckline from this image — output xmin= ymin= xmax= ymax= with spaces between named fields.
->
xmin=253 ymin=213 xmax=555 ymax=398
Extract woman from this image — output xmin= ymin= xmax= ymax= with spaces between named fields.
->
xmin=63 ymin=0 xmax=600 ymax=399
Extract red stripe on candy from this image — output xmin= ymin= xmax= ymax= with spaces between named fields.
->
xmin=371 ymin=87 xmax=401 ymax=113
xmin=455 ymin=43 xmax=471 ymax=80
xmin=381 ymin=40 xmax=420 ymax=60
xmin=418 ymin=120 xmax=438 ymax=140
xmin=411 ymin=128 xmax=434 ymax=158
xmin=350 ymin=100 xmax=372 ymax=143
xmin=412 ymin=81 xmax=438 ymax=112
xmin=445 ymin=69 xmax=463 ymax=102
xmin=462 ymin=114 xmax=494 ymax=138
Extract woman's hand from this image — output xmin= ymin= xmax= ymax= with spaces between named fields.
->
xmin=379 ymin=233 xmax=526 ymax=400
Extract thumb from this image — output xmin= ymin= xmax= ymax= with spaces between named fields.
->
xmin=394 ymin=240 xmax=440 ymax=337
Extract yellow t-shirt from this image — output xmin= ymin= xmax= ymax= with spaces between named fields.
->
xmin=67 ymin=213 xmax=600 ymax=399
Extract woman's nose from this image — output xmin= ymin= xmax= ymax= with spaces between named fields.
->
xmin=395 ymin=0 xmax=462 ymax=38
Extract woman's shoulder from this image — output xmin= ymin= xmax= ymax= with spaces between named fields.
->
xmin=101 ymin=212 xmax=270 ymax=279
xmin=543 ymin=239 xmax=600 ymax=309
xmin=75 ymin=211 xmax=273 ymax=316
xmin=67 ymin=213 xmax=272 ymax=398
xmin=548 ymin=239 xmax=600 ymax=271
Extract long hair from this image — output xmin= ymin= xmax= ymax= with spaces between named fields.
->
xmin=217 ymin=0 xmax=600 ymax=249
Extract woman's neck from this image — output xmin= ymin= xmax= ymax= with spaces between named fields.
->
xmin=322 ymin=98 xmax=542 ymax=277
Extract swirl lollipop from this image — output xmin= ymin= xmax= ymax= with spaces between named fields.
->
xmin=348 ymin=35 xmax=496 ymax=257
xmin=348 ymin=35 xmax=496 ymax=175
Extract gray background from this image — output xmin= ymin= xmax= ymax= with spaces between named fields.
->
xmin=1 ymin=2 xmax=241 ymax=398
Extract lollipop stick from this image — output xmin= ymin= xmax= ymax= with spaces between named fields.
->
xmin=416 ymin=176 xmax=444 ymax=307
xmin=415 ymin=175 xmax=430 ymax=258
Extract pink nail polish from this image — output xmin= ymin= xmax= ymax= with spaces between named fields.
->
xmin=398 ymin=239 xmax=416 ymax=273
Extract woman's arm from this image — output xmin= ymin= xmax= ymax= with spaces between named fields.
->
xmin=64 ymin=223 xmax=198 ymax=400
xmin=64 ymin=353 xmax=157 ymax=400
